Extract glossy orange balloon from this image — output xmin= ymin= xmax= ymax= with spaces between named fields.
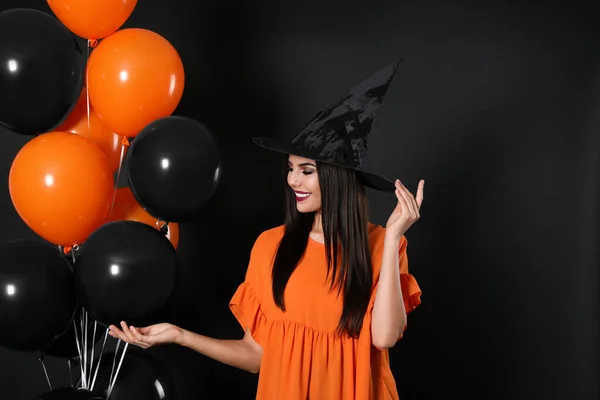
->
xmin=56 ymin=88 xmax=123 ymax=172
xmin=9 ymin=132 xmax=114 ymax=247
xmin=111 ymin=187 xmax=180 ymax=249
xmin=87 ymin=28 xmax=185 ymax=138
xmin=47 ymin=0 xmax=138 ymax=40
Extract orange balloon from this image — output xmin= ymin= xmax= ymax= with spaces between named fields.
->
xmin=111 ymin=187 xmax=180 ymax=249
xmin=56 ymin=88 xmax=123 ymax=172
xmin=87 ymin=28 xmax=185 ymax=137
xmin=47 ymin=0 xmax=138 ymax=40
xmin=9 ymin=132 xmax=114 ymax=247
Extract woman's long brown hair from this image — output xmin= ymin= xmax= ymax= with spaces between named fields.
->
xmin=271 ymin=161 xmax=372 ymax=338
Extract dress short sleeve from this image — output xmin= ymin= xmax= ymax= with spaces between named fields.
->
xmin=229 ymin=282 xmax=268 ymax=344
xmin=398 ymin=237 xmax=422 ymax=315
xmin=367 ymin=235 xmax=422 ymax=338
xmin=229 ymin=231 xmax=274 ymax=346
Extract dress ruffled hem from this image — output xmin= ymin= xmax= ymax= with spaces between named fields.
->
xmin=229 ymin=281 xmax=269 ymax=345
xmin=400 ymin=273 xmax=422 ymax=314
xmin=368 ymin=273 xmax=422 ymax=314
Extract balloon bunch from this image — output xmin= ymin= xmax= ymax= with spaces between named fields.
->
xmin=0 ymin=2 xmax=221 ymax=399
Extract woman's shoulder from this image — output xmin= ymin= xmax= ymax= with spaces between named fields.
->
xmin=251 ymin=225 xmax=285 ymax=253
xmin=256 ymin=225 xmax=285 ymax=242
xmin=245 ymin=225 xmax=285 ymax=277
xmin=368 ymin=222 xmax=386 ymax=241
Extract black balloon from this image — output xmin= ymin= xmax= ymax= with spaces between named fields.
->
xmin=74 ymin=221 xmax=178 ymax=327
xmin=34 ymin=387 xmax=104 ymax=400
xmin=92 ymin=350 xmax=175 ymax=400
xmin=0 ymin=240 xmax=77 ymax=352
xmin=128 ymin=116 xmax=222 ymax=222
xmin=0 ymin=8 xmax=84 ymax=135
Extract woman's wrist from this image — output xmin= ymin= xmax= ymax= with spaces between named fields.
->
xmin=176 ymin=327 xmax=189 ymax=346
xmin=384 ymin=230 xmax=402 ymax=245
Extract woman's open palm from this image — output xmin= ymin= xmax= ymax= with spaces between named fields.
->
xmin=108 ymin=321 xmax=182 ymax=349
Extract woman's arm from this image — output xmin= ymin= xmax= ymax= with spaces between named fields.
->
xmin=178 ymin=328 xmax=263 ymax=373
xmin=109 ymin=322 xmax=263 ymax=373
xmin=371 ymin=235 xmax=407 ymax=349
xmin=372 ymin=178 xmax=424 ymax=349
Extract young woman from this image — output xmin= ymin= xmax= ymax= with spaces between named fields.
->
xmin=109 ymin=62 xmax=425 ymax=399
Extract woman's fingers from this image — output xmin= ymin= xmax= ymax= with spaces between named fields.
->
xmin=129 ymin=326 xmax=149 ymax=343
xmin=396 ymin=180 xmax=418 ymax=217
xmin=108 ymin=325 xmax=130 ymax=343
xmin=108 ymin=324 xmax=125 ymax=338
xmin=108 ymin=323 xmax=158 ymax=349
xmin=107 ymin=321 xmax=148 ymax=348
xmin=415 ymin=179 xmax=425 ymax=209
xmin=397 ymin=181 xmax=425 ymax=218
xmin=120 ymin=321 xmax=136 ymax=342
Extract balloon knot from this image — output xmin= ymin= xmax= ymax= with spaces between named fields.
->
xmin=88 ymin=39 xmax=98 ymax=48
xmin=159 ymin=222 xmax=169 ymax=235
xmin=122 ymin=137 xmax=131 ymax=147
xmin=63 ymin=246 xmax=73 ymax=255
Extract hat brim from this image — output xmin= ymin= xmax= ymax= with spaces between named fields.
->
xmin=252 ymin=137 xmax=396 ymax=192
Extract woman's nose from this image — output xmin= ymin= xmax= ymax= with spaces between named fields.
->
xmin=288 ymin=170 xmax=301 ymax=187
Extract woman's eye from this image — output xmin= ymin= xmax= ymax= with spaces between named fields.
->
xmin=288 ymin=167 xmax=314 ymax=175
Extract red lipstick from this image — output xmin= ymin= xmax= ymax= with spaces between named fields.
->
xmin=294 ymin=191 xmax=311 ymax=202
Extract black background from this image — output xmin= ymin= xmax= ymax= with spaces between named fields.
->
xmin=1 ymin=0 xmax=599 ymax=399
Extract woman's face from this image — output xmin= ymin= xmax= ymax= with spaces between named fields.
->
xmin=287 ymin=154 xmax=321 ymax=213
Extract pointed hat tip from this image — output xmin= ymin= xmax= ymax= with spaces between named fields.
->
xmin=366 ymin=59 xmax=403 ymax=87
xmin=388 ymin=58 xmax=403 ymax=77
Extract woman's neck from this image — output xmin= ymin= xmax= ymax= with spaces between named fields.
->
xmin=311 ymin=211 xmax=323 ymax=234
xmin=310 ymin=212 xmax=325 ymax=244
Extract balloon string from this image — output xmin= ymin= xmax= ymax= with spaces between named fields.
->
xmin=83 ymin=311 xmax=88 ymax=388
xmin=88 ymin=318 xmax=97 ymax=386
xmin=90 ymin=329 xmax=109 ymax=391
xmin=86 ymin=88 xmax=91 ymax=132
xmin=108 ymin=340 xmax=121 ymax=393
xmin=74 ymin=317 xmax=86 ymax=389
xmin=88 ymin=39 xmax=98 ymax=48
xmin=107 ymin=342 xmax=129 ymax=399
xmin=68 ymin=358 xmax=74 ymax=387
xmin=109 ymin=137 xmax=130 ymax=220
xmin=38 ymin=354 xmax=52 ymax=390
xmin=72 ymin=322 xmax=84 ymax=386
xmin=86 ymin=42 xmax=92 ymax=133
xmin=80 ymin=313 xmax=87 ymax=389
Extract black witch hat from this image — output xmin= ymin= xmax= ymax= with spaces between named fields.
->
xmin=253 ymin=61 xmax=401 ymax=192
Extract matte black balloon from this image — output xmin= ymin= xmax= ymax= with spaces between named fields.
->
xmin=74 ymin=221 xmax=178 ymax=327
xmin=128 ymin=116 xmax=222 ymax=222
xmin=34 ymin=387 xmax=104 ymax=400
xmin=0 ymin=240 xmax=77 ymax=352
xmin=0 ymin=8 xmax=84 ymax=135
xmin=93 ymin=350 xmax=175 ymax=400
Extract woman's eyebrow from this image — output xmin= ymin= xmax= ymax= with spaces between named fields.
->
xmin=288 ymin=162 xmax=316 ymax=167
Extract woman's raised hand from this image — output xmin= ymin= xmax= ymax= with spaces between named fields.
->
xmin=385 ymin=179 xmax=425 ymax=240
xmin=108 ymin=321 xmax=183 ymax=349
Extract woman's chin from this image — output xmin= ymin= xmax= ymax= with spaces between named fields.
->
xmin=295 ymin=203 xmax=318 ymax=214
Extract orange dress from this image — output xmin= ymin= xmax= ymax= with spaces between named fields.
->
xmin=229 ymin=223 xmax=422 ymax=399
